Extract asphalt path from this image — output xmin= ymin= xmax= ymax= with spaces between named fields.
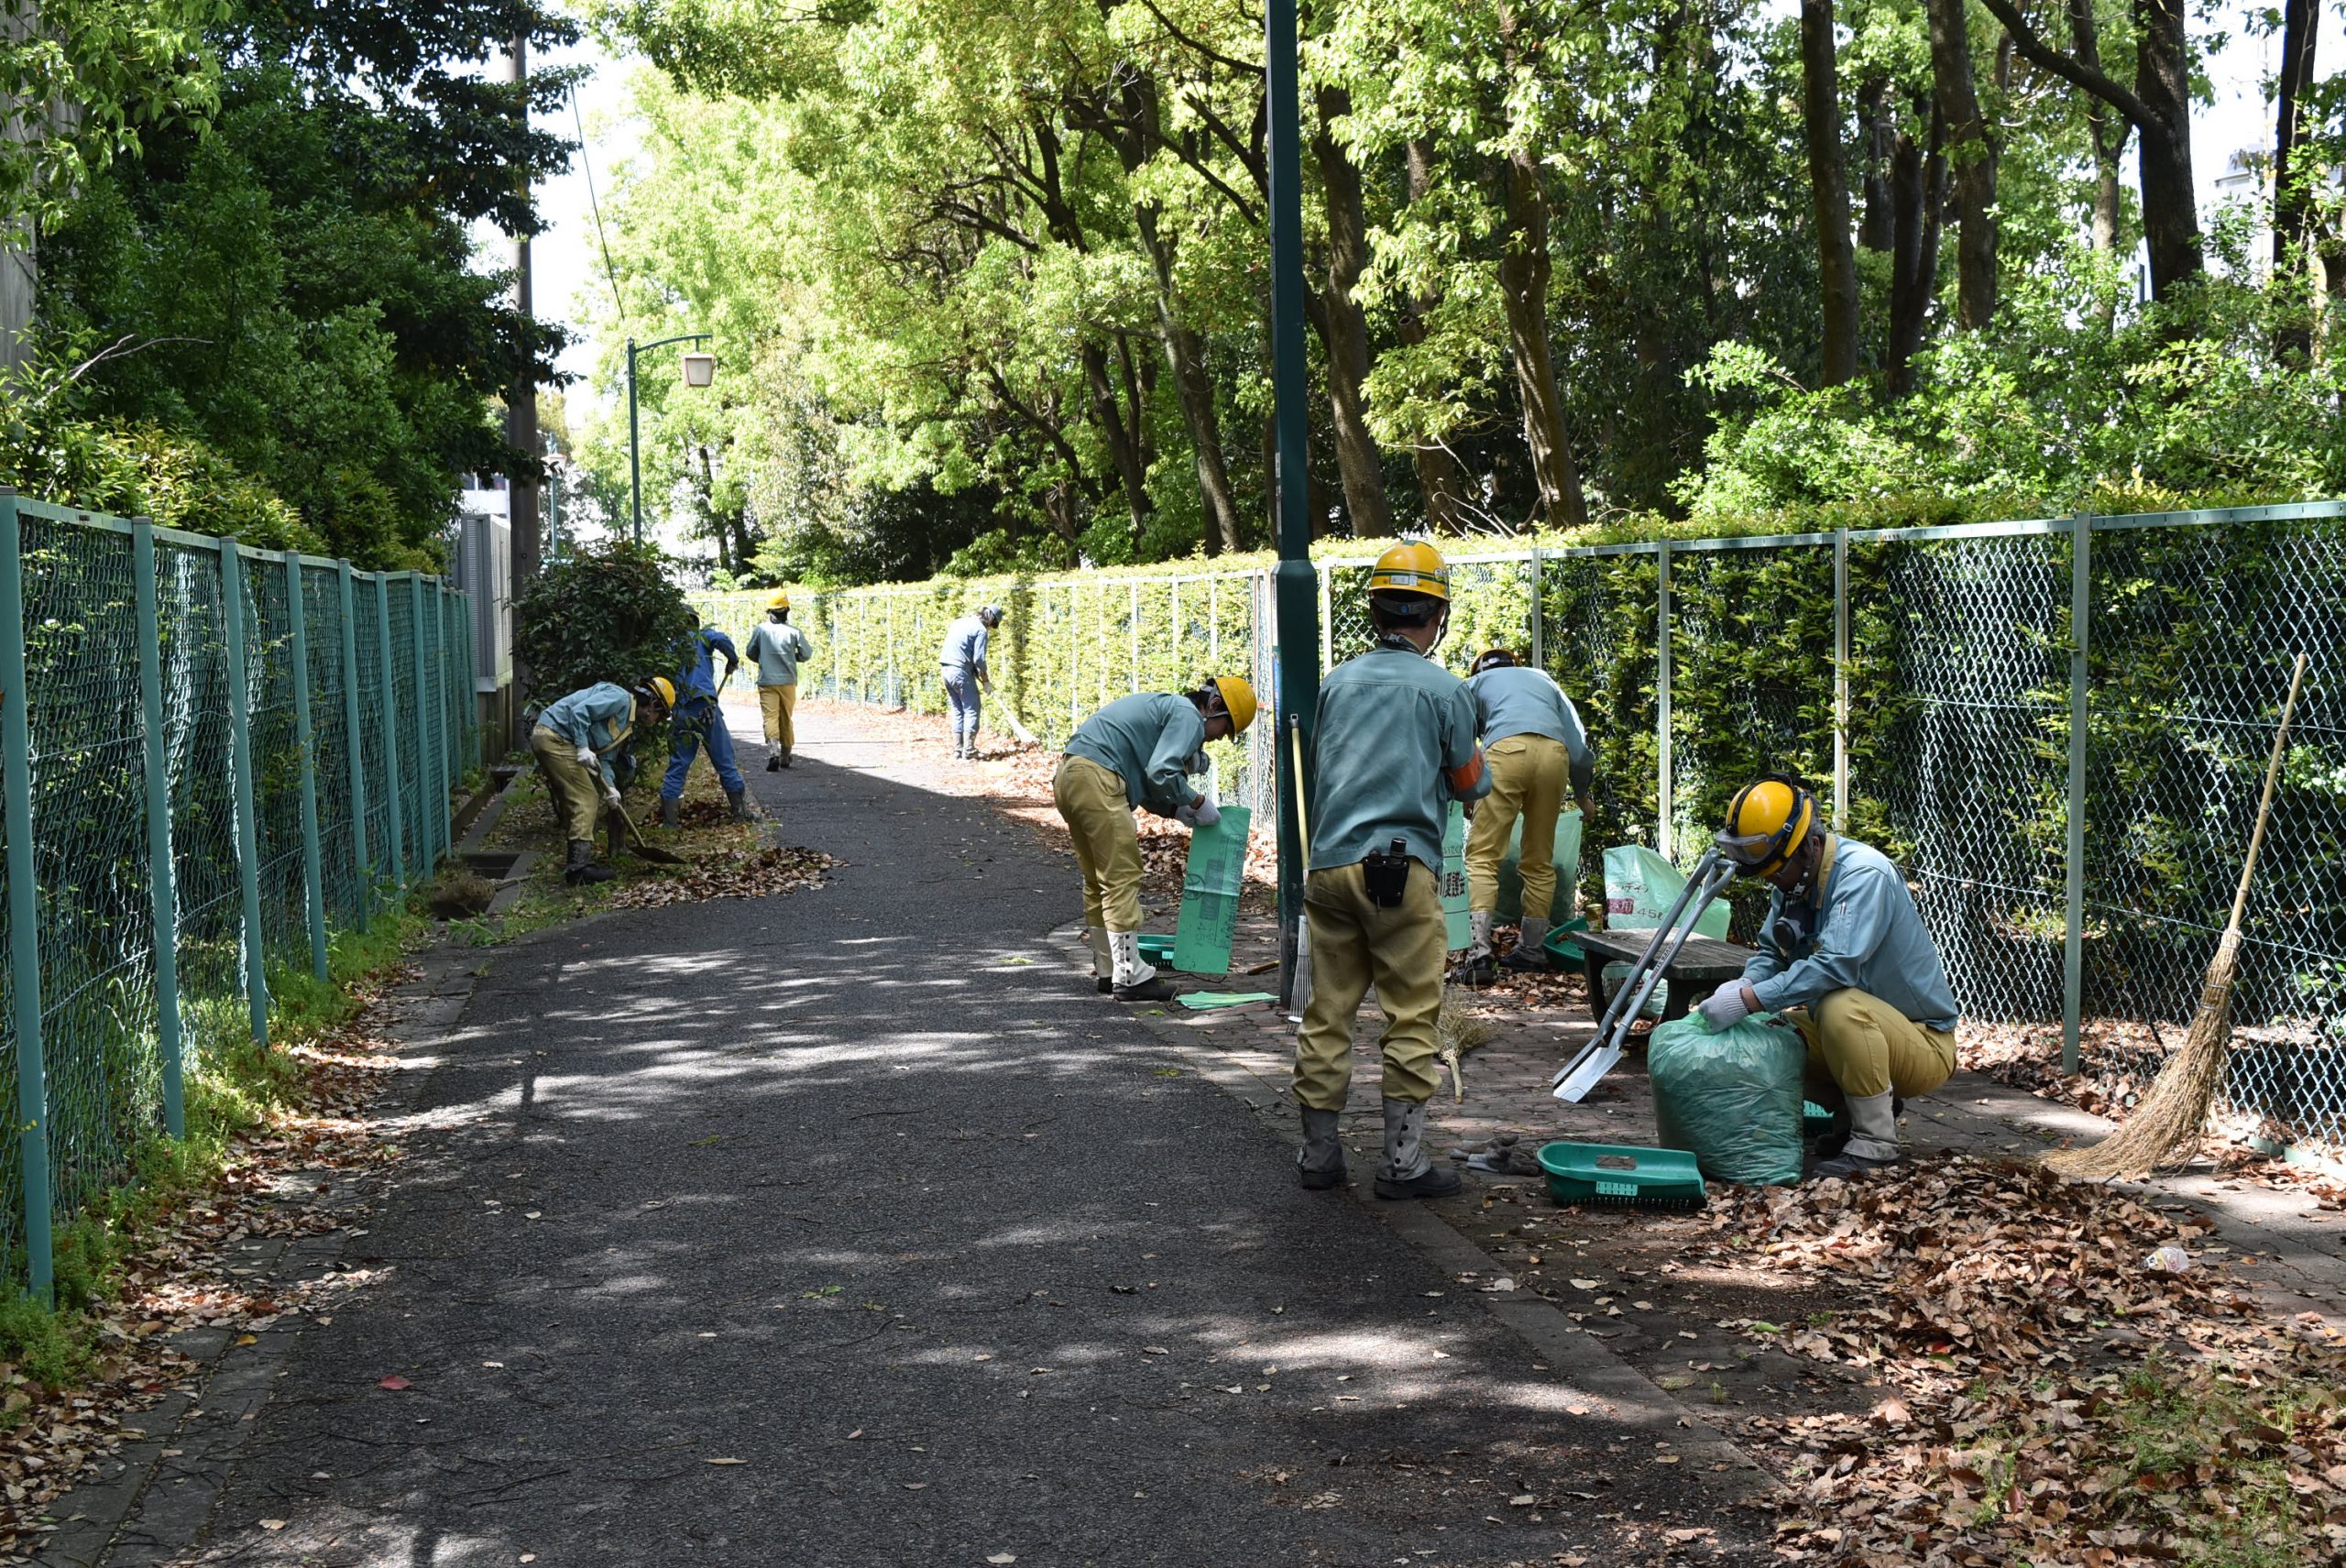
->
xmin=140 ymin=705 xmax=1761 ymax=1568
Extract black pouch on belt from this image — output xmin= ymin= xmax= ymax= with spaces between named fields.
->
xmin=1362 ymin=838 xmax=1411 ymax=908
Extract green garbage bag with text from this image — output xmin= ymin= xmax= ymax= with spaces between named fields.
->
xmin=1647 ymin=1012 xmax=1806 ymax=1188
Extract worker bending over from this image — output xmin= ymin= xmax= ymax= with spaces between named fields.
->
xmin=661 ymin=624 xmax=751 ymax=827
xmin=1294 ymin=543 xmax=1490 ymax=1200
xmin=746 ymin=592 xmax=815 ymax=770
xmin=939 ymin=605 xmax=1003 ymax=760
xmin=1055 ymin=678 xmax=1258 ymax=1001
xmin=1455 ymin=648 xmax=1595 ymax=984
xmin=1699 ymin=777 xmax=1960 ymax=1180
xmin=531 ymin=677 xmax=674 ymax=884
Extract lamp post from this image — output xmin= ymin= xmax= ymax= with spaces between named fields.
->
xmin=627 ymin=332 xmax=716 ymax=543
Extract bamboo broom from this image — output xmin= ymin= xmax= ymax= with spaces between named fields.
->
xmin=2047 ymin=652 xmax=2308 ymax=1180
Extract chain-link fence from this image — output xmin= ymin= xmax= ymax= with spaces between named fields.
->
xmin=0 ymin=495 xmax=472 ymax=1297
xmin=718 ymin=501 xmax=2346 ymax=1146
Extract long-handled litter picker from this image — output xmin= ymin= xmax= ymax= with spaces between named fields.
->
xmin=1550 ymin=847 xmax=1738 ymax=1102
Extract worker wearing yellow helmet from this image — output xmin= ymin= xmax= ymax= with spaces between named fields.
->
xmin=528 ymin=675 xmax=674 ymax=884
xmin=1702 ymin=775 xmax=1961 ymax=1180
xmin=1055 ymin=676 xmax=1257 ymax=1001
xmin=745 ymin=590 xmax=816 ymax=770
xmin=1293 ymin=541 xmax=1490 ymax=1200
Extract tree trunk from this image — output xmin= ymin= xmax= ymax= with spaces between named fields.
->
xmin=1133 ymin=207 xmax=1243 ymax=554
xmin=2066 ymin=0 xmax=2126 ymax=280
xmin=1398 ymin=138 xmax=1471 ymax=532
xmin=1886 ymin=96 xmax=1946 ymax=399
xmin=1494 ymin=9 xmax=1587 ymax=526
xmin=1080 ymin=341 xmax=1155 ymax=540
xmin=1802 ymin=0 xmax=1861 ymax=387
xmin=2274 ymin=0 xmax=2320 ymax=359
xmin=1857 ymin=75 xmax=1894 ymax=253
xmin=1924 ymin=0 xmax=1997 ymax=329
xmin=1310 ymin=83 xmax=1395 ymax=538
xmin=2132 ymin=0 xmax=2198 ymax=299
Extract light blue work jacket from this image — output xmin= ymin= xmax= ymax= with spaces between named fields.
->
xmin=1466 ymin=666 xmax=1595 ymax=796
xmin=537 ymin=683 xmax=636 ymax=787
xmin=1743 ymin=835 xmax=1961 ymax=1032
xmin=1065 ymin=693 xmax=1208 ymax=816
xmin=1308 ymin=642 xmax=1491 ymax=874
xmin=747 ymin=620 xmax=814 ymax=685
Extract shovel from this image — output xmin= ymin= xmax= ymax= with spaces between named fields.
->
xmin=611 ymin=800 xmax=687 ymax=866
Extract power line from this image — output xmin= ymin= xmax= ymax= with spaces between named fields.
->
xmin=573 ymin=82 xmax=629 ymax=327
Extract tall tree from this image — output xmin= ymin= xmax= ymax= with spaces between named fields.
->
xmin=1979 ymin=0 xmax=2201 ymax=300
xmin=1924 ymin=0 xmax=1997 ymax=328
xmin=2272 ymin=0 xmax=2321 ymax=358
xmin=1395 ymin=137 xmax=1470 ymax=531
xmin=2066 ymin=0 xmax=2129 ymax=272
xmin=1494 ymin=4 xmax=1586 ymax=524
xmin=1801 ymin=0 xmax=1861 ymax=385
xmin=1310 ymin=83 xmax=1396 ymax=537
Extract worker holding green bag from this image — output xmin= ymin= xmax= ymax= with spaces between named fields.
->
xmin=1453 ymin=648 xmax=1595 ymax=984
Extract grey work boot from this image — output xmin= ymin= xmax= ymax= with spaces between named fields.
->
xmin=1298 ymin=1107 xmax=1345 ymax=1190
xmin=1450 ymin=911 xmax=1497 ymax=987
xmin=1109 ymin=931 xmax=1178 ymax=1003
xmin=1810 ymin=1091 xmax=1902 ymax=1181
xmin=1374 ymin=1098 xmax=1461 ymax=1201
xmin=727 ymin=788 xmax=754 ymax=824
xmin=564 ymin=839 xmax=616 ymax=886
xmin=1502 ymin=917 xmax=1551 ymax=972
xmin=1086 ymin=926 xmax=1113 ymax=995
xmin=658 ymin=795 xmax=680 ymax=830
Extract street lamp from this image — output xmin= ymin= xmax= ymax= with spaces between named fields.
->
xmin=627 ymin=332 xmax=716 ymax=543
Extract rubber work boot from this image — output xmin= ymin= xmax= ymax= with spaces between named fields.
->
xmin=766 ymin=751 xmax=782 ymax=773
xmin=727 ymin=788 xmax=754 ymax=824
xmin=1108 ymin=931 xmax=1178 ymax=1003
xmin=1297 ymin=1106 xmax=1345 ymax=1190
xmin=1450 ymin=912 xmax=1497 ymax=988
xmin=1808 ymin=1095 xmax=1903 ymax=1163
xmin=564 ymin=839 xmax=616 ymax=886
xmin=1502 ymin=916 xmax=1550 ymax=973
xmin=1375 ymin=1098 xmax=1459 ymax=1200
xmin=659 ymin=795 xmax=680 ymax=829
xmin=1086 ymin=926 xmax=1113 ymax=995
xmin=1810 ymin=1091 xmax=1901 ymax=1181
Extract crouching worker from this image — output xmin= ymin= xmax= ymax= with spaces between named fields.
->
xmin=531 ymin=677 xmax=674 ymax=884
xmin=1054 ymin=677 xmax=1258 ymax=1001
xmin=1294 ymin=543 xmax=1490 ymax=1200
xmin=1455 ymin=648 xmax=1595 ymax=983
xmin=1697 ymin=776 xmax=1959 ymax=1180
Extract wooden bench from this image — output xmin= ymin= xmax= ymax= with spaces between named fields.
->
xmin=1574 ymin=928 xmax=1757 ymax=1025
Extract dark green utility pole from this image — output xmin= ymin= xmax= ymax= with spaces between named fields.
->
xmin=1267 ymin=0 xmax=1321 ymax=1008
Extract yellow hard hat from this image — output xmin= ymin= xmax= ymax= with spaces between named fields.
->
xmin=1211 ymin=676 xmax=1258 ymax=734
xmin=767 ymin=590 xmax=791 ymax=612
xmin=1366 ymin=541 xmax=1450 ymax=602
xmin=1716 ymin=776 xmax=1817 ymax=877
xmin=643 ymin=675 xmax=676 ymax=709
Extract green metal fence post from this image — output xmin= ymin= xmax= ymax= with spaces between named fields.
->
xmin=373 ymin=574 xmax=407 ymax=885
xmin=2063 ymin=510 xmax=2092 ymax=1075
xmin=336 ymin=562 xmax=370 ymax=930
xmin=0 ymin=490 xmax=55 ymax=1299
xmin=219 ymin=544 xmax=269 ymax=1047
xmin=409 ymin=573 xmax=434 ymax=873
xmin=434 ymin=586 xmax=454 ymax=853
xmin=130 ymin=519 xmax=186 ymax=1138
xmin=1655 ymin=541 xmax=1674 ymax=861
xmin=1833 ymin=526 xmax=1850 ymax=832
xmin=285 ymin=554 xmax=329 ymax=981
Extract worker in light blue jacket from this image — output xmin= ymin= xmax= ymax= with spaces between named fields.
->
xmin=746 ymin=592 xmax=816 ymax=770
xmin=1456 ymin=649 xmax=1596 ymax=982
xmin=531 ymin=677 xmax=674 ymax=883
xmin=1697 ymin=776 xmax=1960 ymax=1181
xmin=660 ymin=625 xmax=749 ymax=827
xmin=939 ymin=605 xmax=1003 ymax=760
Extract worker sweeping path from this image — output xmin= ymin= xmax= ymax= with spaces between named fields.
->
xmin=660 ymin=622 xmax=752 ymax=825
xmin=745 ymin=590 xmax=816 ymax=770
xmin=938 ymin=603 xmax=1003 ymax=760
xmin=1454 ymin=646 xmax=1595 ymax=985
xmin=1699 ymin=775 xmax=1960 ymax=1181
xmin=1293 ymin=542 xmax=1490 ymax=1201
xmin=529 ymin=676 xmax=674 ymax=884
xmin=1055 ymin=677 xmax=1258 ymax=1002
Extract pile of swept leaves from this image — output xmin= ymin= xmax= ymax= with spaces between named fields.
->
xmin=1701 ymin=1157 xmax=2346 ymax=1566
xmin=606 ymin=844 xmax=839 ymax=910
xmin=0 ymin=982 xmax=404 ymax=1559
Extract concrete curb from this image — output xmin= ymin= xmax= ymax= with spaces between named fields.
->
xmin=1047 ymin=921 xmax=1781 ymax=1506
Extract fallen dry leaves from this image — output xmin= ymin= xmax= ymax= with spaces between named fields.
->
xmin=604 ymin=845 xmax=839 ymax=911
xmin=0 ymin=976 xmax=406 ymax=1561
xmin=1694 ymin=1157 xmax=2346 ymax=1565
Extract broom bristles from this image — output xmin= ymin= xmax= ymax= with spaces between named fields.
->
xmin=2045 ymin=932 xmax=2241 ymax=1180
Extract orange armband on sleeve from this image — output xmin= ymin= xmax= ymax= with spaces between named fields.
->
xmin=1445 ymin=749 xmax=1486 ymax=794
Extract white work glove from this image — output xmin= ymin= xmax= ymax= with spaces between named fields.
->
xmin=1697 ymin=981 xmax=1756 ymax=1034
xmin=574 ymin=745 xmax=597 ymax=769
xmin=600 ymin=783 xmax=622 ymax=810
xmin=1174 ymin=797 xmax=1220 ymax=828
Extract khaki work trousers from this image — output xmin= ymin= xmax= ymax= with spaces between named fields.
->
xmin=1292 ymin=861 xmax=1446 ymax=1110
xmin=1464 ymin=734 xmax=1569 ymax=922
xmin=1054 ymin=754 xmax=1146 ymax=933
xmin=759 ymin=683 xmax=799 ymax=754
xmin=1792 ymin=987 xmax=1958 ymax=1102
xmin=530 ymin=723 xmax=606 ymax=844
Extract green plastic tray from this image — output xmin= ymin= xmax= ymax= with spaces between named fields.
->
xmin=1537 ymin=1141 xmax=1706 ymax=1211
xmin=1136 ymin=934 xmax=1177 ymax=964
xmin=1540 ymin=916 xmax=1592 ymax=965
xmin=1803 ymin=1100 xmax=1836 ymax=1135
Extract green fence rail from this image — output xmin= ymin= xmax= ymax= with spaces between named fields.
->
xmin=700 ymin=500 xmax=2346 ymax=1149
xmin=0 ymin=492 xmax=472 ymax=1299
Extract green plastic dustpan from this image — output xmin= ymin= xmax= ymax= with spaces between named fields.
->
xmin=1536 ymin=1141 xmax=1706 ymax=1211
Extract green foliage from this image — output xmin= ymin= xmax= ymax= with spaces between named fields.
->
xmin=513 ymin=540 xmax=700 ymax=700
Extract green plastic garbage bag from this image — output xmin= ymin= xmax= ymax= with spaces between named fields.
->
xmin=1648 ymin=1012 xmax=1806 ymax=1187
xmin=1440 ymin=802 xmax=1471 ymax=950
xmin=1495 ymin=806 xmax=1583 ymax=924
